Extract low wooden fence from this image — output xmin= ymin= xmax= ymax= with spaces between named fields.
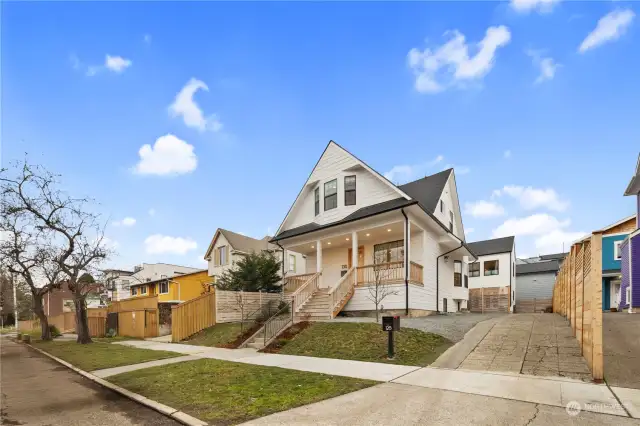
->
xmin=552 ymin=233 xmax=603 ymax=381
xmin=469 ymin=287 xmax=509 ymax=313
xmin=215 ymin=290 xmax=282 ymax=323
xmin=517 ymin=298 xmax=553 ymax=313
xmin=172 ymin=291 xmax=216 ymax=342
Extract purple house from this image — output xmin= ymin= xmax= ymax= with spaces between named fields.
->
xmin=620 ymin=154 xmax=640 ymax=312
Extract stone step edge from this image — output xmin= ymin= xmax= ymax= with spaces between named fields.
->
xmin=22 ymin=341 xmax=208 ymax=426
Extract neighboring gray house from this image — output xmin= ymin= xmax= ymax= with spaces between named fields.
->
xmin=515 ymin=260 xmax=560 ymax=312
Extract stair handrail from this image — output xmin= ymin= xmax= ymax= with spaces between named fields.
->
xmin=282 ymin=272 xmax=317 ymax=293
xmin=261 ymin=299 xmax=294 ymax=347
xmin=328 ymin=267 xmax=355 ymax=316
xmin=291 ymin=271 xmax=321 ymax=313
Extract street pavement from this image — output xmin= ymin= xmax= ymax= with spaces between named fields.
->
xmin=0 ymin=337 xmax=180 ymax=426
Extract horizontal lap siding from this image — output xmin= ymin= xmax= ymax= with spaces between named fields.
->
xmin=215 ymin=290 xmax=282 ymax=323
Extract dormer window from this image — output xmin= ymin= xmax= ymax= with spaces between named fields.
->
xmin=314 ymin=187 xmax=320 ymax=216
xmin=324 ymin=179 xmax=337 ymax=211
xmin=345 ymin=176 xmax=356 ymax=206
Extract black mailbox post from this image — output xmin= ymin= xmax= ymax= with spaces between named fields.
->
xmin=382 ymin=316 xmax=400 ymax=359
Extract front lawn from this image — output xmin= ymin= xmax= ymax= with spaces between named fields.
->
xmin=182 ymin=322 xmax=256 ymax=348
xmin=32 ymin=340 xmax=181 ymax=371
xmin=109 ymin=358 xmax=376 ymax=425
xmin=264 ymin=322 xmax=451 ymax=366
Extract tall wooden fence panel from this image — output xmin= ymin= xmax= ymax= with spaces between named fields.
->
xmin=215 ymin=290 xmax=282 ymax=323
xmin=469 ymin=287 xmax=510 ymax=313
xmin=552 ymin=233 xmax=603 ymax=380
xmin=88 ymin=317 xmax=106 ymax=337
xmin=172 ymin=291 xmax=216 ymax=342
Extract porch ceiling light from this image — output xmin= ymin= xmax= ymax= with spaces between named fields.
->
xmin=387 ymin=228 xmax=392 ymax=232
xmin=366 ymin=233 xmax=370 ymax=237
xmin=311 ymin=245 xmax=314 ymax=248
xmin=327 ymin=242 xmax=332 ymax=245
xmin=346 ymin=238 xmax=350 ymax=241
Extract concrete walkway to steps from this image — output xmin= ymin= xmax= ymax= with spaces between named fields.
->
xmin=110 ymin=340 xmax=640 ymax=418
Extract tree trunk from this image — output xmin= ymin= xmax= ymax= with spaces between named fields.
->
xmin=74 ymin=295 xmax=92 ymax=344
xmin=32 ymin=294 xmax=51 ymax=341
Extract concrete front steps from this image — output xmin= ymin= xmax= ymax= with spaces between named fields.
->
xmin=245 ymin=335 xmax=267 ymax=350
xmin=295 ymin=290 xmax=332 ymax=321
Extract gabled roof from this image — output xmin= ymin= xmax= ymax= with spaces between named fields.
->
xmin=467 ymin=236 xmax=515 ymax=257
xmin=624 ymin=153 xmax=640 ymax=196
xmin=594 ymin=214 xmax=637 ymax=233
xmin=516 ymin=260 xmax=559 ymax=275
xmin=204 ymin=228 xmax=272 ymax=259
xmin=398 ymin=169 xmax=452 ymax=213
xmin=539 ymin=252 xmax=568 ymax=261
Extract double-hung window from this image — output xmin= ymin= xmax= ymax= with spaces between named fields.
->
xmin=131 ymin=287 xmax=138 ymax=296
xmin=314 ymin=187 xmax=320 ymax=216
xmin=159 ymin=281 xmax=169 ymax=294
xmin=141 ymin=286 xmax=147 ymax=295
xmin=344 ymin=176 xmax=356 ymax=206
xmin=324 ymin=179 xmax=337 ymax=211
xmin=374 ymin=240 xmax=404 ymax=264
xmin=449 ymin=211 xmax=453 ymax=232
xmin=469 ymin=262 xmax=480 ymax=277
xmin=289 ymin=254 xmax=296 ymax=273
xmin=484 ymin=260 xmax=499 ymax=276
xmin=454 ymin=261 xmax=462 ymax=287
xmin=614 ymin=241 xmax=623 ymax=260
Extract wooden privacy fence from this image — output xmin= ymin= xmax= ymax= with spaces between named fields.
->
xmin=29 ymin=307 xmax=108 ymax=337
xmin=117 ymin=309 xmax=158 ymax=338
xmin=552 ymin=233 xmax=603 ymax=380
xmin=517 ymin=298 xmax=553 ymax=313
xmin=172 ymin=291 xmax=216 ymax=342
xmin=469 ymin=288 xmax=510 ymax=313
xmin=215 ymin=290 xmax=282 ymax=323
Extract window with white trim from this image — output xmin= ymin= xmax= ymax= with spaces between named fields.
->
xmin=614 ymin=241 xmax=623 ymax=260
xmin=131 ymin=287 xmax=138 ymax=296
xmin=289 ymin=254 xmax=296 ymax=273
xmin=324 ymin=179 xmax=337 ymax=211
xmin=484 ymin=260 xmax=499 ymax=276
xmin=344 ymin=175 xmax=356 ymax=206
xmin=141 ymin=286 xmax=147 ymax=295
xmin=159 ymin=281 xmax=169 ymax=294
xmin=469 ymin=262 xmax=480 ymax=277
xmin=454 ymin=261 xmax=462 ymax=287
xmin=314 ymin=187 xmax=320 ymax=216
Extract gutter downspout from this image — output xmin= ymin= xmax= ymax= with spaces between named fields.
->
xmin=401 ymin=209 xmax=409 ymax=316
xmin=437 ymin=242 xmax=464 ymax=314
xmin=275 ymin=241 xmax=286 ymax=300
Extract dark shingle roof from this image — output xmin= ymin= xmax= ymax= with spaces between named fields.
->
xmin=272 ymin=198 xmax=416 ymax=241
xmin=516 ymin=260 xmax=559 ymax=275
xmin=398 ymin=169 xmax=452 ymax=213
xmin=466 ymin=236 xmax=515 ymax=257
xmin=539 ymin=252 xmax=568 ymax=261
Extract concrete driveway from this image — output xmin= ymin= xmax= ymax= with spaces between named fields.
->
xmin=604 ymin=312 xmax=640 ymax=389
xmin=448 ymin=314 xmax=592 ymax=381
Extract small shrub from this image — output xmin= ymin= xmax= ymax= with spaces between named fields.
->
xmin=49 ymin=325 xmax=62 ymax=338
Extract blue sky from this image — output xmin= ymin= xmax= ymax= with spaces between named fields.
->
xmin=2 ymin=0 xmax=638 ymax=269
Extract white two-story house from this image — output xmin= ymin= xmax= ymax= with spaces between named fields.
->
xmin=466 ymin=236 xmax=516 ymax=313
xmin=270 ymin=141 xmax=477 ymax=319
xmin=204 ymin=228 xmax=306 ymax=282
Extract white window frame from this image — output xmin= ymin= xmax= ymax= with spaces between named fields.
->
xmin=159 ymin=281 xmax=169 ymax=294
xmin=219 ymin=246 xmax=227 ymax=266
xmin=289 ymin=254 xmax=296 ymax=273
xmin=614 ymin=241 xmax=623 ymax=260
xmin=141 ymin=286 xmax=147 ymax=295
xmin=131 ymin=287 xmax=138 ymax=296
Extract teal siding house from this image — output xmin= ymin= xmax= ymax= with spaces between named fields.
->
xmin=600 ymin=215 xmax=637 ymax=311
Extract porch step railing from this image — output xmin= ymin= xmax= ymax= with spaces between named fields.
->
xmin=410 ymin=261 xmax=424 ymax=285
xmin=329 ymin=267 xmax=355 ymax=318
xmin=291 ymin=272 xmax=321 ymax=313
xmin=282 ymin=273 xmax=316 ymax=294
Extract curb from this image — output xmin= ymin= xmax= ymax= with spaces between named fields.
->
xmin=23 ymin=342 xmax=208 ymax=426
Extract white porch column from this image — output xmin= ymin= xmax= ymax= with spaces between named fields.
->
xmin=316 ymin=240 xmax=323 ymax=287
xmin=352 ymin=231 xmax=358 ymax=284
xmin=405 ymin=220 xmax=411 ymax=280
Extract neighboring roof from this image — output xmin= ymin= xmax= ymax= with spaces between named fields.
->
xmin=205 ymin=228 xmax=272 ymax=258
xmin=594 ymin=214 xmax=637 ymax=233
xmin=516 ymin=260 xmax=560 ymax=275
xmin=102 ymin=268 xmax=134 ymax=275
xmin=466 ymin=236 xmax=515 ymax=257
xmin=130 ymin=269 xmax=208 ymax=287
xmin=624 ymin=153 xmax=640 ymax=196
xmin=397 ymin=169 xmax=453 ymax=213
xmin=272 ymin=198 xmax=416 ymax=241
xmin=539 ymin=252 xmax=568 ymax=261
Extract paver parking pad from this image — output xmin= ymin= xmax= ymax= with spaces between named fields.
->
xmin=458 ymin=313 xmax=591 ymax=381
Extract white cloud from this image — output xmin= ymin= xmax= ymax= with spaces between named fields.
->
xmin=105 ymin=55 xmax=132 ymax=73
xmin=526 ymin=50 xmax=560 ymax=84
xmin=465 ymin=200 xmax=506 ymax=218
xmin=168 ymin=78 xmax=223 ymax=132
xmin=579 ymin=9 xmax=635 ymax=53
xmin=144 ymin=234 xmax=198 ymax=255
xmin=499 ymin=185 xmax=569 ymax=211
xmin=510 ymin=0 xmax=561 ymax=14
xmin=504 ymin=150 xmax=512 ymax=159
xmin=134 ymin=134 xmax=197 ymax=176
xmin=148 ymin=208 xmax=156 ymax=217
xmin=534 ymin=229 xmax=586 ymax=254
xmin=384 ymin=155 xmax=444 ymax=184
xmin=408 ymin=26 xmax=511 ymax=93
xmin=112 ymin=217 xmax=136 ymax=227
xmin=492 ymin=213 xmax=570 ymax=238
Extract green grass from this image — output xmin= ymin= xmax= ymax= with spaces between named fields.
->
xmin=183 ymin=322 xmax=245 ymax=347
xmin=109 ymin=358 xmax=376 ymax=425
xmin=271 ymin=322 xmax=452 ymax=366
xmin=32 ymin=340 xmax=181 ymax=371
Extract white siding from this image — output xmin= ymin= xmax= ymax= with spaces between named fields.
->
xmin=467 ymin=252 xmax=513 ymax=290
xmin=409 ymin=284 xmax=436 ymax=311
xmin=343 ymin=284 xmax=407 ymax=311
xmin=433 ymin=175 xmax=464 ymax=240
xmin=207 ymin=232 xmax=235 ymax=278
xmin=281 ymin=143 xmax=402 ymax=231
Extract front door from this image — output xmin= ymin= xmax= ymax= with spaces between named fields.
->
xmin=603 ymin=280 xmax=611 ymax=311
xmin=348 ymin=246 xmax=365 ymax=282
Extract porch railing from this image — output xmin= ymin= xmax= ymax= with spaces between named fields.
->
xmin=329 ymin=267 xmax=355 ymax=317
xmin=355 ymin=261 xmax=423 ymax=286
xmin=283 ymin=273 xmax=316 ymax=294
xmin=291 ymin=272 xmax=321 ymax=313
xmin=262 ymin=300 xmax=294 ymax=346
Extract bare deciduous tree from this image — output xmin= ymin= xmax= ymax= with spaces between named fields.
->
xmin=1 ymin=160 xmax=111 ymax=344
xmin=365 ymin=258 xmax=399 ymax=322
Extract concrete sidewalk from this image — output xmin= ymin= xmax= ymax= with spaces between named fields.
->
xmin=113 ymin=340 xmax=421 ymax=381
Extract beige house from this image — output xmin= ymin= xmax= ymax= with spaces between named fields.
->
xmin=204 ymin=228 xmax=306 ymax=282
xmin=271 ymin=141 xmax=477 ymax=319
